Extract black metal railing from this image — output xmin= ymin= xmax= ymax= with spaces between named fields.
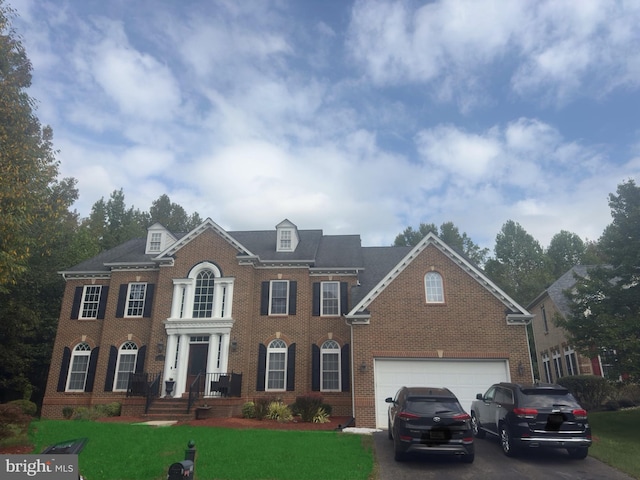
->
xmin=127 ymin=372 xmax=162 ymax=413
xmin=187 ymin=372 xmax=243 ymax=412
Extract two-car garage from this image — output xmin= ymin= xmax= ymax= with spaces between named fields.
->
xmin=374 ymin=358 xmax=511 ymax=429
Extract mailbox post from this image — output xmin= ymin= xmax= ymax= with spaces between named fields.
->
xmin=167 ymin=441 xmax=196 ymax=480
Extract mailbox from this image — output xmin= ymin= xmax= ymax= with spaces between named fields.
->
xmin=167 ymin=459 xmax=194 ymax=480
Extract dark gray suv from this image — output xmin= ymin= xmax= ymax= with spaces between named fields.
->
xmin=386 ymin=387 xmax=474 ymax=462
xmin=470 ymin=382 xmax=592 ymax=459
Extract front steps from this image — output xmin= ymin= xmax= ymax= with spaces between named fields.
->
xmin=141 ymin=396 xmax=245 ymax=421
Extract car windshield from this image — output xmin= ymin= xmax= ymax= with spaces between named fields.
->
xmin=406 ymin=398 xmax=464 ymax=415
xmin=520 ymin=391 xmax=581 ymax=408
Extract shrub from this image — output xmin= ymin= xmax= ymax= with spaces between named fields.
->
xmin=253 ymin=397 xmax=274 ymax=420
xmin=7 ymin=399 xmax=37 ymax=417
xmin=72 ymin=407 xmax=96 ymax=421
xmin=62 ymin=406 xmax=74 ymax=419
xmin=93 ymin=402 xmax=121 ymax=418
xmin=267 ymin=401 xmax=293 ymax=422
xmin=0 ymin=404 xmax=30 ymax=440
xmin=291 ymin=394 xmax=324 ymax=423
xmin=242 ymin=402 xmax=256 ymax=419
xmin=615 ymin=383 xmax=640 ymax=405
xmin=556 ymin=375 xmax=612 ymax=410
xmin=313 ymin=407 xmax=330 ymax=423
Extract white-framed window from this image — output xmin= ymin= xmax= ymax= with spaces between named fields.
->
xmin=80 ymin=285 xmax=102 ymax=319
xmin=269 ymin=280 xmax=289 ymax=315
xmin=564 ymin=346 xmax=578 ymax=376
xmin=67 ymin=342 xmax=91 ymax=391
xmin=193 ymin=270 xmax=215 ymax=318
xmin=149 ymin=232 xmax=162 ymax=252
xmin=552 ymin=350 xmax=564 ymax=379
xmin=425 ymin=272 xmax=444 ymax=303
xmin=321 ymin=282 xmax=340 ymax=316
xmin=279 ymin=230 xmax=292 ymax=250
xmin=266 ymin=339 xmax=287 ymax=391
xmin=321 ymin=340 xmax=341 ymax=391
xmin=541 ymin=352 xmax=552 ymax=383
xmin=126 ymin=283 xmax=147 ymax=317
xmin=541 ymin=304 xmax=549 ymax=333
xmin=114 ymin=341 xmax=138 ymax=391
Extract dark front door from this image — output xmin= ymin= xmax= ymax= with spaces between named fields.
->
xmin=186 ymin=343 xmax=208 ymax=392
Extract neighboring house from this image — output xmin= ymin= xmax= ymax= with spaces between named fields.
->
xmin=42 ymin=218 xmax=534 ymax=428
xmin=528 ymin=265 xmax=611 ymax=383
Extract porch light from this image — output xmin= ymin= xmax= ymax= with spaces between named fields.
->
xmin=231 ymin=339 xmax=238 ymax=352
xmin=157 ymin=340 xmax=164 ymax=354
xmin=359 ymin=361 xmax=367 ymax=372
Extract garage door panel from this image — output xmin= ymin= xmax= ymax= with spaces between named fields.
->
xmin=374 ymin=359 xmax=509 ymax=429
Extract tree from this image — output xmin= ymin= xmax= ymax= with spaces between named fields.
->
xmin=150 ymin=194 xmax=202 ymax=232
xmin=546 ymin=230 xmax=585 ymax=279
xmin=0 ymin=3 xmax=63 ymax=292
xmin=559 ymin=179 xmax=640 ymax=379
xmin=484 ymin=220 xmax=553 ymax=306
xmin=394 ymin=221 xmax=489 ymax=265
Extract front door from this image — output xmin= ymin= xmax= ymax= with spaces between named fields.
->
xmin=186 ymin=343 xmax=209 ymax=392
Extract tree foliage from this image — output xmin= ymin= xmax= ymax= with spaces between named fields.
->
xmin=559 ymin=179 xmax=640 ymax=380
xmin=150 ymin=194 xmax=202 ymax=232
xmin=393 ymin=221 xmax=489 ymax=265
xmin=546 ymin=230 xmax=586 ymax=279
xmin=484 ymin=220 xmax=553 ymax=305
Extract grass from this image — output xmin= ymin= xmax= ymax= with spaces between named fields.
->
xmin=589 ymin=408 xmax=640 ymax=479
xmin=28 ymin=420 xmax=374 ymax=480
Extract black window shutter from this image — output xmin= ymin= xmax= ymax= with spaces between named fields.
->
xmin=85 ymin=347 xmax=100 ymax=392
xmin=97 ymin=286 xmax=109 ymax=319
xmin=288 ymin=281 xmax=297 ymax=315
xmin=116 ymin=284 xmax=127 ymax=318
xmin=71 ymin=287 xmax=83 ymax=319
xmin=312 ymin=282 xmax=320 ymax=316
xmin=57 ymin=347 xmax=71 ymax=391
xmin=311 ymin=344 xmax=320 ymax=391
xmin=136 ymin=345 xmax=146 ymax=373
xmin=104 ymin=346 xmax=117 ymax=392
xmin=286 ymin=343 xmax=296 ymax=391
xmin=340 ymin=282 xmax=349 ymax=315
xmin=143 ymin=285 xmax=155 ymax=318
xmin=260 ymin=282 xmax=269 ymax=316
xmin=341 ymin=344 xmax=350 ymax=392
xmin=256 ymin=344 xmax=267 ymax=391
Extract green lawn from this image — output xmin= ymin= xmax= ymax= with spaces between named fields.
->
xmin=589 ymin=409 xmax=640 ymax=479
xmin=29 ymin=420 xmax=374 ymax=480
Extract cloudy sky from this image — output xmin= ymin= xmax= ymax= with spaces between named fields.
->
xmin=11 ymin=0 xmax=640 ymax=249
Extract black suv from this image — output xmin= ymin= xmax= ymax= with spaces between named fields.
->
xmin=386 ymin=387 xmax=474 ymax=462
xmin=470 ymin=382 xmax=592 ymax=459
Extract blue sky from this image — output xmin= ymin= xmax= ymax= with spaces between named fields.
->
xmin=11 ymin=0 xmax=640 ymax=249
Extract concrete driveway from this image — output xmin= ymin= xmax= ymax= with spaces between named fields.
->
xmin=373 ymin=431 xmax=636 ymax=480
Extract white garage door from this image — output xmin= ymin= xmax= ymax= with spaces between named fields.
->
xmin=374 ymin=358 xmax=510 ymax=429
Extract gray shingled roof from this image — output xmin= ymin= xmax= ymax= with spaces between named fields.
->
xmin=351 ymin=246 xmax=413 ymax=305
xmin=64 ymin=238 xmax=152 ymax=273
xmin=545 ymin=265 xmax=591 ymax=316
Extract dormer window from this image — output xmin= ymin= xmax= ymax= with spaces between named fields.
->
xmin=276 ymin=219 xmax=299 ymax=252
xmin=145 ymin=223 xmax=177 ymax=254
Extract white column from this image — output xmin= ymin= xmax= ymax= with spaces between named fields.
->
xmin=174 ymin=334 xmax=190 ymax=396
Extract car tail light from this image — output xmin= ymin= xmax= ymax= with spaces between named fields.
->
xmin=513 ymin=407 xmax=538 ymax=419
xmin=398 ymin=411 xmax=420 ymax=420
xmin=453 ymin=413 xmax=471 ymax=421
xmin=572 ymin=409 xmax=588 ymax=420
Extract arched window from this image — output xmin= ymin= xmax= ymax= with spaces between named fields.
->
xmin=425 ymin=271 xmax=444 ymax=303
xmin=266 ymin=339 xmax=287 ymax=391
xmin=114 ymin=341 xmax=138 ymax=391
xmin=67 ymin=342 xmax=91 ymax=391
xmin=193 ymin=270 xmax=215 ymax=318
xmin=321 ymin=340 xmax=340 ymax=391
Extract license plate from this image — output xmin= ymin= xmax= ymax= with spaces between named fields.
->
xmin=430 ymin=431 xmax=445 ymax=440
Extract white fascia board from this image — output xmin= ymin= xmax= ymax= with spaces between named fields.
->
xmin=161 ymin=218 xmax=254 ymax=258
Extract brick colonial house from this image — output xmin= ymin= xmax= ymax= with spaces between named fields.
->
xmin=42 ymin=218 xmax=534 ymax=428
xmin=528 ymin=265 xmax=610 ymax=383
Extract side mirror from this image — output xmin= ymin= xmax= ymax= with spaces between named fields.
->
xmin=476 ymin=393 xmax=483 ymax=400
xmin=385 ymin=397 xmax=394 ymax=404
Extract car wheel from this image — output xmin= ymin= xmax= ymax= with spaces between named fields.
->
xmin=461 ymin=453 xmax=475 ymax=464
xmin=393 ymin=436 xmax=406 ymax=461
xmin=471 ymin=413 xmax=485 ymax=439
xmin=567 ymin=447 xmax=589 ymax=459
xmin=500 ymin=424 xmax=517 ymax=457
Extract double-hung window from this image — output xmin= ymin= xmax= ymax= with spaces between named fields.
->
xmin=321 ymin=340 xmax=340 ymax=391
xmin=425 ymin=272 xmax=444 ymax=303
xmin=321 ymin=282 xmax=340 ymax=316
xmin=564 ymin=346 xmax=578 ymax=376
xmin=552 ymin=350 xmax=564 ymax=379
xmin=114 ymin=342 xmax=138 ymax=391
xmin=541 ymin=352 xmax=552 ymax=383
xmin=193 ymin=270 xmax=215 ymax=318
xmin=266 ymin=339 xmax=287 ymax=390
xmin=126 ymin=283 xmax=147 ymax=317
xmin=80 ymin=286 xmax=102 ymax=319
xmin=270 ymin=281 xmax=289 ymax=315
xmin=67 ymin=343 xmax=91 ymax=391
